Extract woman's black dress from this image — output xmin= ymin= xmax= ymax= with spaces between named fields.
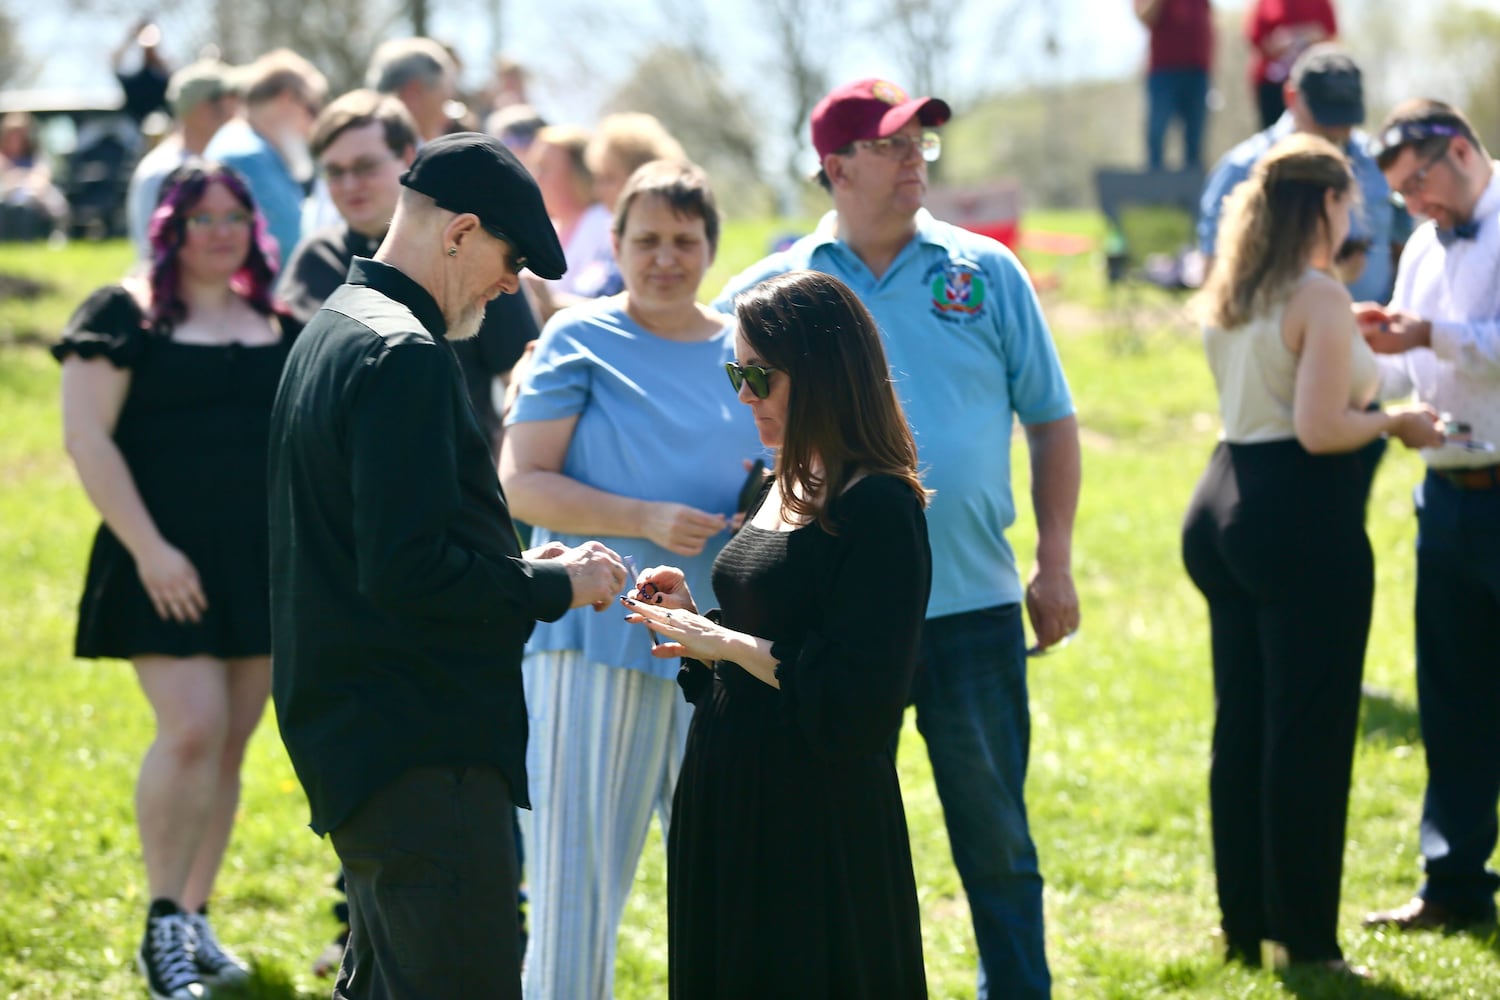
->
xmin=52 ymin=285 xmax=298 ymax=660
xmin=669 ymin=474 xmax=933 ymax=999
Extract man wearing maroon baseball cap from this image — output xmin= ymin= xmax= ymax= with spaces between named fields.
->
xmin=716 ymin=79 xmax=1080 ymax=1000
xmin=810 ymin=77 xmax=952 ymax=159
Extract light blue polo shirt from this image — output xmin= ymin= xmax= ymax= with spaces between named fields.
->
xmin=1197 ymin=113 xmax=1413 ymax=304
xmin=715 ymin=210 xmax=1075 ymax=619
xmin=507 ymin=299 xmax=765 ymax=678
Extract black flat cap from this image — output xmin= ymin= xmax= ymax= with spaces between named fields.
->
xmin=401 ymin=131 xmax=567 ymax=280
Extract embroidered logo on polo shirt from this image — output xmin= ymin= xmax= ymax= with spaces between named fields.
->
xmin=924 ymin=259 xmax=987 ymax=321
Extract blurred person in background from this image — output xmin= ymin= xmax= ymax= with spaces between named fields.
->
xmin=1245 ymin=0 xmax=1337 ymax=129
xmin=488 ymin=104 xmax=547 ymax=158
xmin=276 ymin=90 xmax=421 ymax=326
xmin=366 ymin=37 xmax=459 ymax=143
xmin=525 ymin=124 xmax=615 ymax=321
xmin=1135 ymin=0 xmax=1213 ymax=171
xmin=205 ymin=48 xmax=327 ymax=264
xmin=487 ymin=56 xmax=531 ymax=113
xmin=302 ymin=38 xmax=461 ymax=239
xmin=575 ymin=112 xmax=688 ymax=297
xmin=1201 ymin=46 xmax=1405 ymax=308
xmin=1184 ymin=134 xmax=1440 ymax=975
xmin=0 ymin=111 xmax=69 ymax=238
xmin=55 ymin=160 xmax=300 ymax=1000
xmin=127 ymin=59 xmax=238 ymax=261
xmin=500 ymin=160 xmax=762 ymax=1000
xmin=586 ymin=112 xmax=687 ymax=215
xmin=113 ymin=18 xmax=172 ymax=128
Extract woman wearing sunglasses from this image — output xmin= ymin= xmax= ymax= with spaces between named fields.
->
xmin=499 ymin=159 xmax=762 ymax=1000
xmin=623 ymin=270 xmax=933 ymax=997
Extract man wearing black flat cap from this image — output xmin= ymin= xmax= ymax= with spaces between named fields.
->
xmin=268 ymin=131 xmax=629 ymax=999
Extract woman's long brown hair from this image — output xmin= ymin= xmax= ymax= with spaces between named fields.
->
xmin=1196 ymin=132 xmax=1354 ymax=330
xmin=734 ymin=270 xmax=927 ymax=532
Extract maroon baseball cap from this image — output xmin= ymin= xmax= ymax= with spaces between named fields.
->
xmin=811 ymin=78 xmax=952 ymax=159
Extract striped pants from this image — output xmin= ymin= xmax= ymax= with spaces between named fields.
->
xmin=520 ymin=650 xmax=691 ymax=1000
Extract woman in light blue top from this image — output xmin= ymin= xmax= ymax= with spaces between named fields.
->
xmin=500 ymin=159 xmax=763 ymax=1000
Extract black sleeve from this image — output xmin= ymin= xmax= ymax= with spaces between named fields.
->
xmin=348 ymin=340 xmax=573 ymax=625
xmin=51 ymin=285 xmax=148 ymax=367
xmin=771 ymin=478 xmax=932 ymax=761
xmin=475 ymin=290 xmax=540 ymax=375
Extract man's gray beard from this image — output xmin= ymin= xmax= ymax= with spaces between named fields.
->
xmin=445 ymin=302 xmax=484 ymax=341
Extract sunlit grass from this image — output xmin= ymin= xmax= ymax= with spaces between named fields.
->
xmin=2 ymin=225 xmax=1495 ymax=998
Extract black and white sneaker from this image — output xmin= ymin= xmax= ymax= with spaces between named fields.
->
xmin=137 ymin=899 xmax=207 ymax=1000
xmin=186 ymin=910 xmax=251 ymax=987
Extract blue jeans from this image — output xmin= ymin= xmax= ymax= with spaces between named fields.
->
xmin=1146 ymin=68 xmax=1208 ymax=170
xmin=1413 ymin=474 xmax=1500 ymax=913
xmin=910 ymin=604 xmax=1049 ymax=1000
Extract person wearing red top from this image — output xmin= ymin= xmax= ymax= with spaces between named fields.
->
xmin=1136 ymin=0 xmax=1214 ymax=170
xmin=1246 ymin=0 xmax=1338 ymax=128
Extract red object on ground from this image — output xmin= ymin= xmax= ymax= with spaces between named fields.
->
xmin=960 ymin=219 xmax=1019 ymax=249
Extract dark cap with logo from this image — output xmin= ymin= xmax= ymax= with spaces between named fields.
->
xmin=811 ymin=78 xmax=952 ymax=159
xmin=400 ymin=131 xmax=566 ymax=280
xmin=1290 ymin=45 xmax=1364 ymax=128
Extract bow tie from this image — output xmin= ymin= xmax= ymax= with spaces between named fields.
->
xmin=1437 ymin=219 xmax=1481 ymax=246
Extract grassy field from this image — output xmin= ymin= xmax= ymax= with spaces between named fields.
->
xmin=2 ymin=224 xmax=1497 ymax=999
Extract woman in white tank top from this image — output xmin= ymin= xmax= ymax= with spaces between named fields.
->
xmin=1182 ymin=133 xmax=1442 ymax=976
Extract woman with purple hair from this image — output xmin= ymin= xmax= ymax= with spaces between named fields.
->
xmin=53 ymin=160 xmax=299 ymax=1000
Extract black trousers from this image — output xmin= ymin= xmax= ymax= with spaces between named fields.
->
xmin=1413 ymin=473 xmax=1500 ymax=911
xmin=1257 ymin=81 xmax=1286 ymax=130
xmin=1182 ymin=440 xmax=1372 ymax=963
xmin=331 ymin=765 xmax=522 ymax=1000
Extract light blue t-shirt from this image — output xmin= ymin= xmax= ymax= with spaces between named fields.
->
xmin=715 ymin=210 xmax=1075 ymax=619
xmin=1197 ymin=113 xmax=1413 ymax=304
xmin=507 ymin=299 xmax=765 ymax=678
xmin=204 ymin=119 xmax=305 ymax=267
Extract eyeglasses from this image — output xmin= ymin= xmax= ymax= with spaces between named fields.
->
xmin=321 ymin=155 xmax=396 ymax=185
xmin=1394 ymin=141 xmax=1451 ymax=201
xmin=850 ymin=131 xmax=942 ymax=163
xmin=185 ymin=210 xmax=253 ymax=230
xmin=725 ymin=362 xmax=779 ymax=399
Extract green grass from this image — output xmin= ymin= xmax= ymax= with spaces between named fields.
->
xmin=3 ymin=231 xmax=1498 ymax=998
xmin=0 ymin=240 xmax=136 ymax=346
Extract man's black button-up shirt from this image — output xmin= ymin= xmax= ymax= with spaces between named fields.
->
xmin=268 ymin=257 xmax=571 ymax=835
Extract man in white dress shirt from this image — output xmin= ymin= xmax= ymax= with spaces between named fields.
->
xmin=1359 ymin=98 xmax=1500 ymax=932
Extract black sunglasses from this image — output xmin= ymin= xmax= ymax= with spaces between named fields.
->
xmin=725 ymin=362 xmax=779 ymax=399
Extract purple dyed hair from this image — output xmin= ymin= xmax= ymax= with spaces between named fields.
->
xmin=145 ymin=160 xmax=282 ymax=331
